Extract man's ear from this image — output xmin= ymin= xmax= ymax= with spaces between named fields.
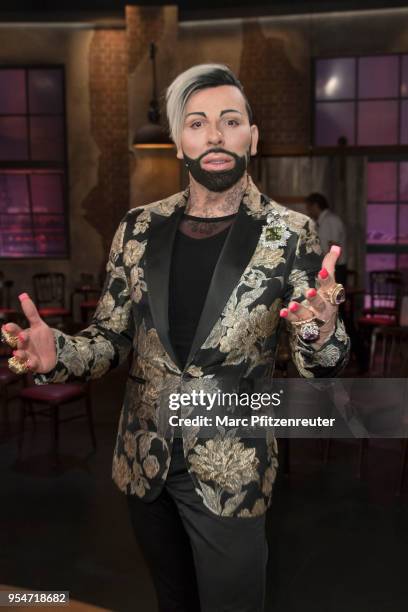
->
xmin=250 ymin=124 xmax=259 ymax=156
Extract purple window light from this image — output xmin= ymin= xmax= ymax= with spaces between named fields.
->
xmin=367 ymin=162 xmax=397 ymax=202
xmin=315 ymin=101 xmax=355 ymax=146
xmin=358 ymin=56 xmax=399 ymax=99
xmin=0 ymin=69 xmax=26 ymax=114
xmin=358 ymin=100 xmax=398 ymax=145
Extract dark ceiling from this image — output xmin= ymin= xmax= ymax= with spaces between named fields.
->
xmin=0 ymin=0 xmax=407 ymax=21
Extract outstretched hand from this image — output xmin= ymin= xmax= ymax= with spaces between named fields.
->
xmin=1 ymin=293 xmax=57 ymax=373
xmin=280 ymin=245 xmax=344 ymax=347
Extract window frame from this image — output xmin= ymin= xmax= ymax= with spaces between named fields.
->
xmin=0 ymin=64 xmax=70 ymax=260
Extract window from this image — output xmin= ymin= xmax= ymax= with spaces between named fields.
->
xmin=366 ymin=159 xmax=408 ymax=294
xmin=313 ymin=54 xmax=408 ymax=147
xmin=0 ymin=67 xmax=68 ymax=258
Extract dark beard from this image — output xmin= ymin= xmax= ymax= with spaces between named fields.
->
xmin=183 ymin=147 xmax=249 ymax=193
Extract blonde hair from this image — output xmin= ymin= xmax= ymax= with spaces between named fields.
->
xmin=165 ymin=63 xmax=253 ymax=148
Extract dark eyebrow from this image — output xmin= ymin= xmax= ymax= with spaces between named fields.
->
xmin=185 ymin=109 xmax=243 ymax=119
xmin=220 ymin=109 xmax=243 ymax=116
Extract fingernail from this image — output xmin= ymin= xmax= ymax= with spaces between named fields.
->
xmin=18 ymin=333 xmax=24 ymax=342
xmin=12 ymin=350 xmax=18 ymax=356
xmin=307 ymin=288 xmax=317 ymax=298
xmin=330 ymin=245 xmax=341 ymax=255
xmin=289 ymin=302 xmax=299 ymax=312
xmin=280 ymin=308 xmax=289 ymax=318
xmin=18 ymin=293 xmax=29 ymax=301
xmin=318 ymin=268 xmax=329 ymax=280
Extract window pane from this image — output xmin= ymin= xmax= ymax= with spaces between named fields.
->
xmin=31 ymin=174 xmax=64 ymax=213
xmin=367 ymin=162 xmax=397 ymax=202
xmin=401 ymin=55 xmax=408 ymax=97
xmin=315 ymin=101 xmax=355 ymax=146
xmin=34 ymin=231 xmax=67 ymax=255
xmin=366 ymin=204 xmax=397 ymax=244
xmin=358 ymin=101 xmax=398 ymax=145
xmin=358 ymin=56 xmax=399 ymax=99
xmin=0 ymin=214 xmax=31 ymax=229
xmin=28 ymin=69 xmax=63 ymax=114
xmin=0 ymin=231 xmax=35 ymax=257
xmin=0 ymin=69 xmax=26 ymax=114
xmin=0 ymin=117 xmax=28 ymax=160
xmin=398 ymin=205 xmax=408 ymax=244
xmin=30 ymin=116 xmax=64 ymax=161
xmin=400 ymin=161 xmax=408 ymax=202
xmin=315 ymin=58 xmax=355 ymax=100
xmin=33 ymin=214 xmax=65 ymax=230
xmin=400 ymin=100 xmax=408 ymax=145
xmin=0 ymin=174 xmax=29 ymax=213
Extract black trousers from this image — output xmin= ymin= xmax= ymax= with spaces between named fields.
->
xmin=127 ymin=439 xmax=268 ymax=612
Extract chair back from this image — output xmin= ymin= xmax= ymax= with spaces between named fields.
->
xmin=369 ymin=270 xmax=403 ymax=315
xmin=0 ymin=271 xmax=13 ymax=309
xmin=369 ymin=326 xmax=408 ymax=377
xmin=33 ymin=273 xmax=66 ymax=308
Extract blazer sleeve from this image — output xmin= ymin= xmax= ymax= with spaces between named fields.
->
xmin=34 ymin=215 xmax=134 ymax=385
xmin=282 ymin=217 xmax=350 ymax=378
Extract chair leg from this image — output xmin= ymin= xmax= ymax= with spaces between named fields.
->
xmin=85 ymin=392 xmax=97 ymax=450
xmin=396 ymin=439 xmax=408 ymax=497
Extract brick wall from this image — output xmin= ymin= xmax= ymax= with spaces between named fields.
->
xmin=239 ymin=20 xmax=310 ymax=154
xmin=82 ymin=28 xmax=129 ymax=264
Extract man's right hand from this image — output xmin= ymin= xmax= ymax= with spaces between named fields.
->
xmin=2 ymin=293 xmax=57 ymax=374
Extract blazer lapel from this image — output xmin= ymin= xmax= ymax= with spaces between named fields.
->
xmin=185 ymin=202 xmax=264 ymax=368
xmin=145 ymin=205 xmax=185 ymax=370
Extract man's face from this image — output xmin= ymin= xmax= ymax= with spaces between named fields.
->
xmin=177 ymin=85 xmax=259 ymax=192
xmin=306 ymin=202 xmax=319 ymax=221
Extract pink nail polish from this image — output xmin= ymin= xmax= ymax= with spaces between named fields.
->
xmin=18 ymin=333 xmax=24 ymax=342
xmin=330 ymin=245 xmax=341 ymax=255
xmin=289 ymin=302 xmax=299 ymax=312
xmin=18 ymin=293 xmax=29 ymax=301
xmin=318 ymin=268 xmax=329 ymax=280
xmin=12 ymin=350 xmax=18 ymax=356
xmin=307 ymin=288 xmax=317 ymax=298
xmin=280 ymin=308 xmax=288 ymax=318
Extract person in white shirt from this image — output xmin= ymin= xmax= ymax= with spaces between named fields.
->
xmin=305 ymin=192 xmax=347 ymax=286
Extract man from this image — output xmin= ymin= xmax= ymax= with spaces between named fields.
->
xmin=305 ymin=192 xmax=347 ymax=287
xmin=2 ymin=64 xmax=349 ymax=612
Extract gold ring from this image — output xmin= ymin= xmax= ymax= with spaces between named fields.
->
xmin=8 ymin=356 xmax=31 ymax=375
xmin=1 ymin=328 xmax=19 ymax=349
xmin=324 ymin=283 xmax=346 ymax=306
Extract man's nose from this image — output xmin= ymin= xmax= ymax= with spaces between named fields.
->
xmin=207 ymin=125 xmax=224 ymax=145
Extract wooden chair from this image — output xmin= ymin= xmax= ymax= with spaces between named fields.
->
xmin=32 ymin=273 xmax=71 ymax=328
xmin=359 ymin=270 xmax=403 ymax=328
xmin=0 ymin=271 xmax=18 ymax=323
xmin=18 ymin=374 xmax=96 ymax=464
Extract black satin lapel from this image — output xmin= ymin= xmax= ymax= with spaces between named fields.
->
xmin=145 ymin=207 xmax=185 ymax=369
xmin=185 ymin=206 xmax=264 ymax=367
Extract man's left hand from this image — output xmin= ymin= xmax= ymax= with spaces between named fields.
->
xmin=280 ymin=245 xmax=344 ymax=348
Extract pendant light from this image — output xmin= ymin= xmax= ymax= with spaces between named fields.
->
xmin=132 ymin=42 xmax=174 ymax=149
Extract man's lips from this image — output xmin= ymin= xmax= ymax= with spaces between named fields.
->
xmin=201 ymin=154 xmax=234 ymax=170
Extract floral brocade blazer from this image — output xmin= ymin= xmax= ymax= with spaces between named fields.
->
xmin=36 ymin=177 xmax=350 ymax=518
